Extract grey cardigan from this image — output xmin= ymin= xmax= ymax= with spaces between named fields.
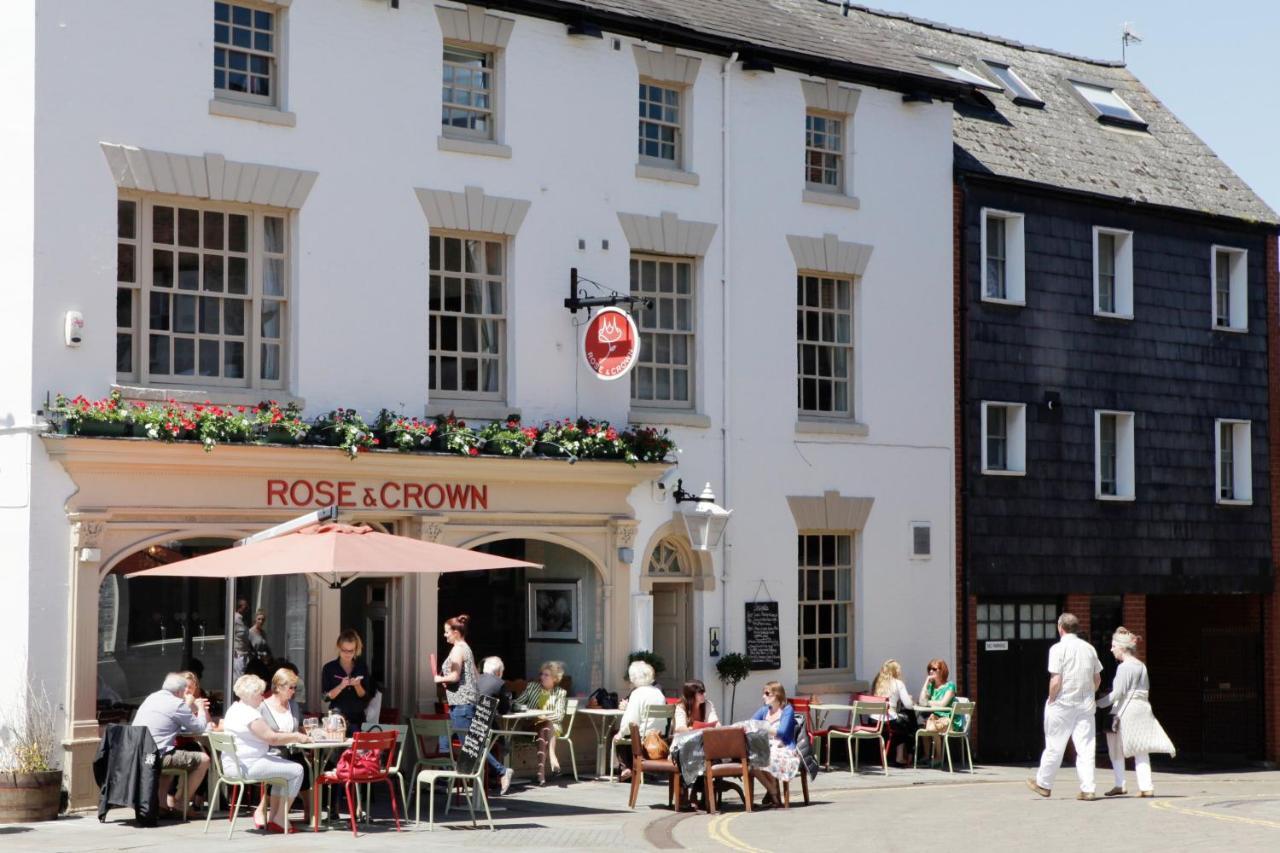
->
xmin=1097 ymin=658 xmax=1150 ymax=717
xmin=260 ymin=697 xmax=303 ymax=732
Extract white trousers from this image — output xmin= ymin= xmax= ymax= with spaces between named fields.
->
xmin=226 ymin=755 xmax=305 ymax=801
xmin=1035 ymin=702 xmax=1095 ymax=793
xmin=1105 ymin=730 xmax=1152 ymax=792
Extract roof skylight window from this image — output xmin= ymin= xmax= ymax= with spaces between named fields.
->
xmin=927 ymin=59 xmax=1002 ymax=92
xmin=1070 ymin=81 xmax=1146 ymax=129
xmin=983 ymin=61 xmax=1043 ymax=106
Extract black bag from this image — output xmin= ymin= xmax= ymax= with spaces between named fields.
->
xmin=589 ymin=688 xmax=619 ymax=709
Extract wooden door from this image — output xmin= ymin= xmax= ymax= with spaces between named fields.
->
xmin=651 ymin=584 xmax=690 ymax=693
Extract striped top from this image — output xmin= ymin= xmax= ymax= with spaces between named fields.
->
xmin=514 ymin=683 xmax=568 ymax=734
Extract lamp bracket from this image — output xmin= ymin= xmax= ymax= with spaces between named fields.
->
xmin=564 ymin=267 xmax=652 ymax=315
xmin=672 ymin=479 xmax=714 ymax=504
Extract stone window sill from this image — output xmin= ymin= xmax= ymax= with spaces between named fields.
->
xmin=794 ymin=418 xmax=869 ymax=437
xmin=426 ymin=400 xmax=520 ymax=421
xmin=208 ymin=98 xmax=297 ymax=127
xmin=982 ymin=468 xmax=1025 ymax=477
xmin=1211 ymin=324 xmax=1248 ymax=335
xmin=981 ymin=296 xmax=1026 ymax=308
xmin=438 ymin=135 xmax=512 ymax=159
xmin=628 ymin=409 xmax=712 ymax=429
xmin=802 ymin=188 xmax=860 ymax=210
xmin=113 ymin=384 xmax=302 ymax=408
xmin=1216 ymin=498 xmax=1253 ymax=507
xmin=635 ymin=163 xmax=700 ymax=186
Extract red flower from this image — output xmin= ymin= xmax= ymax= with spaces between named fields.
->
xmin=237 ymin=406 xmax=247 ymax=413
xmin=426 ymin=424 xmax=437 ymax=436
xmin=605 ymin=428 xmax=618 ymax=441
xmin=468 ymin=447 xmax=479 ymax=457
xmin=372 ymin=438 xmax=380 ymax=446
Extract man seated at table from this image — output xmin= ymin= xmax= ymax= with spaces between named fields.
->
xmin=477 ymin=656 xmax=515 ymax=794
xmin=132 ymin=672 xmax=213 ymax=815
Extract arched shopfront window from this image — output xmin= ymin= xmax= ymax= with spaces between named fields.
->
xmin=97 ymin=537 xmax=311 ymax=719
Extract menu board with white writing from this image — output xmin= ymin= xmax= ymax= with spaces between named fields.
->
xmin=744 ymin=601 xmax=781 ymax=670
xmin=455 ymin=694 xmax=498 ymax=776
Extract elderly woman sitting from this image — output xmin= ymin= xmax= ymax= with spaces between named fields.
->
xmin=613 ymin=660 xmax=665 ymax=782
xmin=513 ymin=660 xmax=569 ymax=785
xmin=222 ymin=673 xmax=309 ymax=833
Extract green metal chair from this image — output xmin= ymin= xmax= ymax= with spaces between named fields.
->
xmin=556 ymin=699 xmax=580 ymax=782
xmin=914 ymin=700 xmax=975 ymax=772
xmin=413 ymin=731 xmax=495 ymax=831
xmin=409 ymin=717 xmax=455 ymax=780
xmin=160 ymin=766 xmax=189 ymax=820
xmin=203 ymin=732 xmax=289 ymax=839
xmin=826 ymin=698 xmax=889 ymax=774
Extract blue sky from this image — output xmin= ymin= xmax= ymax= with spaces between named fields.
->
xmin=872 ymin=1 xmax=1280 ymax=214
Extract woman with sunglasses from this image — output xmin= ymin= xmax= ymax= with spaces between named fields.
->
xmin=513 ymin=660 xmax=569 ymax=784
xmin=749 ymin=681 xmax=800 ymax=806
xmin=674 ymin=680 xmax=719 ymax=733
xmin=258 ymin=665 xmax=312 ymax=826
xmin=917 ymin=659 xmax=956 ymax=765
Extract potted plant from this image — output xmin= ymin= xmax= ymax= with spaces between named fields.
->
xmin=477 ymin=416 xmax=533 ymax=456
xmin=627 ymin=649 xmax=666 ymax=678
xmin=307 ymin=408 xmax=379 ymax=459
xmin=716 ymin=652 xmax=752 ymax=721
xmin=255 ymin=401 xmax=308 ymax=445
xmin=0 ymin=680 xmax=61 ymax=823
xmin=51 ymin=390 xmax=133 ymax=437
xmin=431 ymin=412 xmax=478 ymax=456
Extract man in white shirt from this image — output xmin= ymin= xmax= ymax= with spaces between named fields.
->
xmin=1027 ymin=612 xmax=1102 ymax=800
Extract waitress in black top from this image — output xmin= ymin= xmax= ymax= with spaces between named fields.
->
xmin=320 ymin=629 xmax=375 ymax=732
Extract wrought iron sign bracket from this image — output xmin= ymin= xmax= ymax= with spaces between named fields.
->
xmin=564 ymin=267 xmax=652 ymax=316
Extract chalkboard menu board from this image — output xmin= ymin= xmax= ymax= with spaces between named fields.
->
xmin=744 ymin=601 xmax=781 ymax=670
xmin=455 ymin=693 xmax=498 ymax=776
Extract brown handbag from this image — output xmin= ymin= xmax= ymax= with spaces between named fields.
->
xmin=641 ymin=729 xmax=669 ymax=760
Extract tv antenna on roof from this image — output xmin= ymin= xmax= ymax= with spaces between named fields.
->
xmin=1121 ymin=22 xmax=1143 ymax=64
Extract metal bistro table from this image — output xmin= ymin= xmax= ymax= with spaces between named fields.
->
xmin=289 ymin=737 xmax=353 ymax=832
xmin=495 ymin=709 xmax=546 ymax=783
xmin=577 ymin=708 xmax=624 ymax=780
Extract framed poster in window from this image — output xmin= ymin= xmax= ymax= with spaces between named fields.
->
xmin=527 ymin=580 xmax=581 ymax=642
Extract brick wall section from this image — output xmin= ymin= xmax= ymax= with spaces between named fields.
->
xmin=1121 ymin=594 xmax=1146 ymax=643
xmin=1064 ymin=594 xmax=1090 ymax=636
xmin=1267 ymin=232 xmax=1280 ymax=765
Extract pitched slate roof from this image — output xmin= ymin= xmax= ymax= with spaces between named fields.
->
xmin=489 ymin=0 xmax=969 ymax=97
xmin=839 ymin=5 xmax=1278 ymax=225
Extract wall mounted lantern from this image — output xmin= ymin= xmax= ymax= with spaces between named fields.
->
xmin=672 ymin=480 xmax=733 ymax=551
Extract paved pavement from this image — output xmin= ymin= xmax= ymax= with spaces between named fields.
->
xmin=5 ymin=763 xmax=1280 ymax=852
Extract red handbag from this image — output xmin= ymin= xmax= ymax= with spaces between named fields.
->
xmin=334 ymin=748 xmax=381 ymax=779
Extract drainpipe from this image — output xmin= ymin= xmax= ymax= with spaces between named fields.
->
xmin=720 ymin=51 xmax=737 ymax=712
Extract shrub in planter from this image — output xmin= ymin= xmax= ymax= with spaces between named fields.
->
xmin=255 ymin=401 xmax=308 ymax=444
xmin=0 ymin=680 xmax=61 ymax=823
xmin=374 ymin=409 xmax=438 ymax=452
xmin=715 ymin=652 xmax=753 ymax=721
xmin=431 ymin=412 xmax=479 ymax=456
xmin=51 ymin=390 xmax=132 ymax=436
xmin=623 ymin=426 xmax=677 ymax=464
xmin=308 ymin=408 xmax=378 ymax=459
xmin=133 ymin=399 xmax=196 ymax=442
xmin=189 ymin=403 xmax=254 ymax=452
xmin=627 ymin=649 xmax=666 ymax=677
xmin=478 ymin=416 xmax=535 ymax=456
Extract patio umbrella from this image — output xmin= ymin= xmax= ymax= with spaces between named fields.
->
xmin=125 ymin=522 xmax=539 ymax=587
xmin=125 ymin=521 xmax=540 ymax=698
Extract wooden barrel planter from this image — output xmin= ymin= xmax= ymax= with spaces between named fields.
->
xmin=0 ymin=770 xmax=62 ymax=823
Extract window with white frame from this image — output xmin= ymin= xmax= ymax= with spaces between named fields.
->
xmin=1095 ymin=411 xmax=1135 ymax=500
xmin=805 ymin=112 xmax=844 ymax=191
xmin=213 ymin=1 xmax=279 ymax=105
xmin=638 ymin=81 xmax=683 ymax=167
xmin=1212 ymin=246 xmax=1247 ymax=331
xmin=797 ymin=274 xmax=855 ymax=417
xmin=442 ymin=45 xmax=496 ymax=140
xmin=983 ymin=61 xmax=1043 ymax=106
xmin=798 ymin=533 xmax=853 ymax=673
xmin=981 ymin=402 xmax=1026 ymax=475
xmin=1216 ymin=419 xmax=1252 ymax=503
xmin=428 ymin=233 xmax=506 ymax=399
xmin=630 ymin=254 xmax=695 ymax=407
xmin=1070 ymin=80 xmax=1146 ymax=129
xmin=116 ymin=195 xmax=287 ymax=388
xmin=1093 ymin=227 xmax=1134 ymax=317
xmin=982 ymin=209 xmax=1025 ymax=303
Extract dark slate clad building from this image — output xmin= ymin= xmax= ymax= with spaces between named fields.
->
xmin=858 ymin=7 xmax=1280 ymax=762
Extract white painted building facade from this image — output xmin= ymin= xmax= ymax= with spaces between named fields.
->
xmin=1 ymin=0 xmax=955 ymax=805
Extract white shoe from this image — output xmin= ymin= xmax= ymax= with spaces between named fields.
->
xmin=500 ymin=768 xmax=513 ymax=795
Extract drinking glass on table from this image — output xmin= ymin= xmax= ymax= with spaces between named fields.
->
xmin=303 ymin=717 xmax=319 ymax=739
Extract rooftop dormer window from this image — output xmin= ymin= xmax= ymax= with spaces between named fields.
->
xmin=983 ymin=61 xmax=1043 ymax=107
xmin=1069 ymin=80 xmax=1147 ymax=130
xmin=927 ymin=59 xmax=1001 ymax=92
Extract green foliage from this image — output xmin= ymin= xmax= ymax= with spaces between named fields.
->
xmin=715 ymin=653 xmax=752 ymax=686
xmin=628 ymin=649 xmax=666 ymax=675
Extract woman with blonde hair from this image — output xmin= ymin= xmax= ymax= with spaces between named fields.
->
xmin=513 ymin=660 xmax=569 ymax=784
xmin=221 ymin=673 xmax=309 ymax=832
xmin=257 ymin=665 xmax=310 ymax=825
xmin=871 ymin=659 xmax=916 ymax=766
xmin=1098 ymin=627 xmax=1175 ymax=798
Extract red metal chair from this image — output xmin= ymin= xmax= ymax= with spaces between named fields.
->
xmin=665 ymin=697 xmax=681 ymax=705
xmin=313 ymin=730 xmax=402 ymax=837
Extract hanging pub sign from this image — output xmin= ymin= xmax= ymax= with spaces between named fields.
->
xmin=582 ymin=307 xmax=640 ymax=381
xmin=744 ymin=601 xmax=781 ymax=671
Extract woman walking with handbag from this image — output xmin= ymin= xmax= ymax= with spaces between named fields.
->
xmin=1097 ymin=627 xmax=1175 ymax=798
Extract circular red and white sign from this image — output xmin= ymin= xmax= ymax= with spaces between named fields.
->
xmin=582 ymin=307 xmax=640 ymax=381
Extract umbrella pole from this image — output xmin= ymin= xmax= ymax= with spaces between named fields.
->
xmin=224 ymin=577 xmax=235 ymax=702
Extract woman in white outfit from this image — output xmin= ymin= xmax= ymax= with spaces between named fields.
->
xmin=222 ymin=673 xmax=309 ymax=832
xmin=613 ymin=660 xmax=665 ymax=781
xmin=1096 ymin=627 xmax=1175 ymax=798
